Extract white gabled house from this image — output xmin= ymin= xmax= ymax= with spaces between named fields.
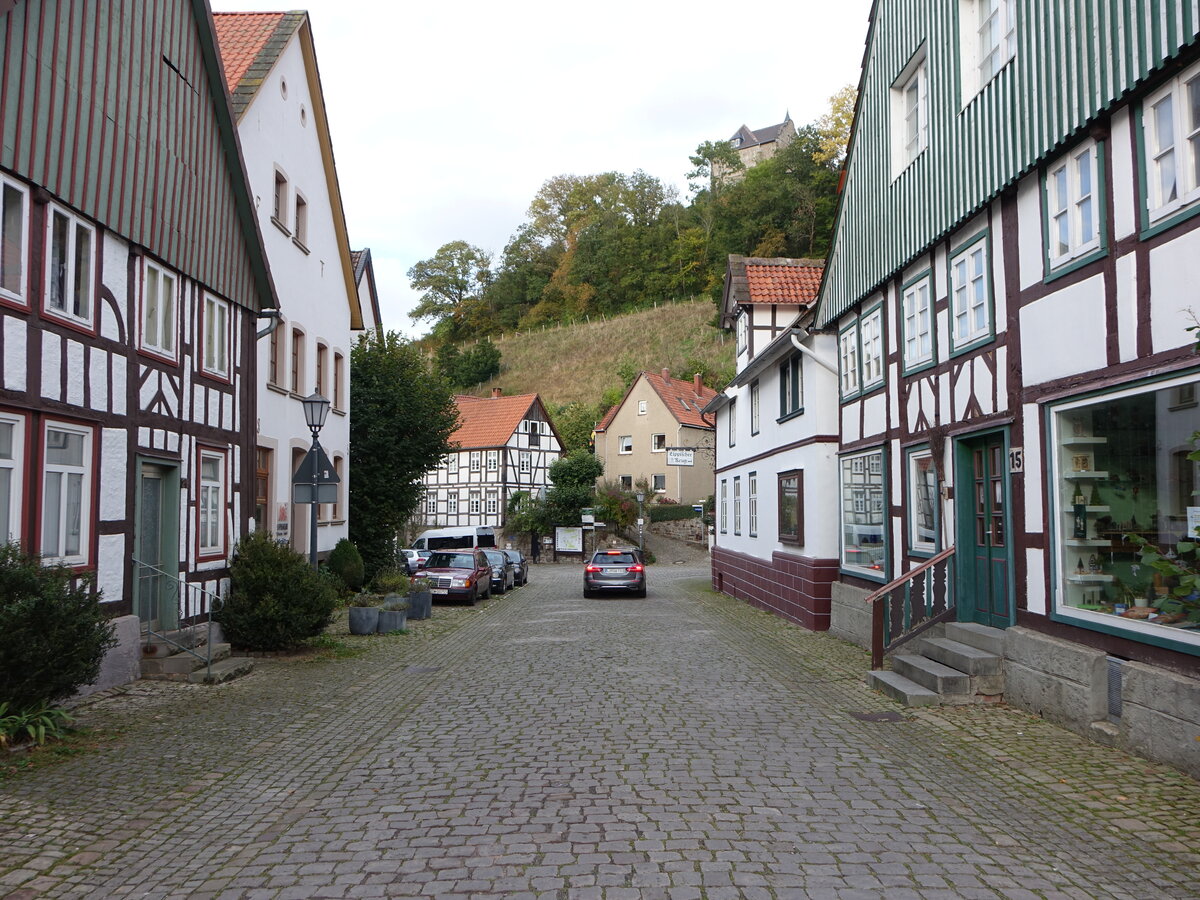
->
xmin=214 ymin=12 xmax=365 ymax=561
xmin=421 ymin=390 xmax=563 ymax=530
xmin=706 ymin=258 xmax=841 ymax=630
xmin=815 ymin=0 xmax=1200 ymax=775
xmin=0 ymin=1 xmax=278 ymax=652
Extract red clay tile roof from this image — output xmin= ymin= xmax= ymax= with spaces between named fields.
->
xmin=741 ymin=258 xmax=824 ymax=305
xmin=451 ymin=393 xmax=541 ymax=449
xmin=212 ymin=13 xmax=287 ymax=91
xmin=596 ymin=372 xmax=717 ymax=432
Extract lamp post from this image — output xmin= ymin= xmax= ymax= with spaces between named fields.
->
xmin=301 ymin=392 xmax=331 ymax=569
xmin=635 ymin=490 xmax=645 ymax=552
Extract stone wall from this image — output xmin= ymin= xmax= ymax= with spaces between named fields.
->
xmin=712 ymin=547 xmax=837 ymax=631
xmin=830 ymin=582 xmax=873 ymax=649
xmin=72 ymin=615 xmax=142 ymax=701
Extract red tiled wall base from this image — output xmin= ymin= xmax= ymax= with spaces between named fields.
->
xmin=711 ymin=546 xmax=838 ymax=631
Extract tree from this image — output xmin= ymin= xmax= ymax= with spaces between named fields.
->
xmin=350 ymin=331 xmax=460 ymax=578
xmin=436 ymin=339 xmax=501 ymax=389
xmin=688 ymin=140 xmax=743 ymax=195
xmin=545 ymin=449 xmax=604 ymax=524
xmin=407 ymin=241 xmax=493 ymax=342
xmin=813 ymin=84 xmax=857 ymax=170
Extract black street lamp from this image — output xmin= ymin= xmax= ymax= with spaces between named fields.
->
xmin=301 ymin=392 xmax=331 ymax=569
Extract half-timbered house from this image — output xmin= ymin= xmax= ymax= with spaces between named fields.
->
xmin=0 ymin=1 xmax=278 ymax=631
xmin=818 ymin=0 xmax=1200 ymax=775
xmin=214 ymin=11 xmax=364 ymax=561
xmin=420 ymin=390 xmax=562 ymax=529
xmin=706 ymin=257 xmax=840 ymax=630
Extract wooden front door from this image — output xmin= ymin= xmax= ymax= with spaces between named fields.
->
xmin=135 ymin=462 xmax=179 ymax=631
xmin=955 ymin=433 xmax=1012 ymax=628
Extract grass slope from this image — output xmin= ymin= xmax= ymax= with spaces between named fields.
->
xmin=465 ymin=300 xmax=734 ymax=408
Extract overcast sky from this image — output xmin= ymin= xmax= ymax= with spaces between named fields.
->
xmin=210 ymin=0 xmax=874 ymax=336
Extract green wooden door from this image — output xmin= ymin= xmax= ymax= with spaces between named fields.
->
xmin=955 ymin=433 xmax=1012 ymax=628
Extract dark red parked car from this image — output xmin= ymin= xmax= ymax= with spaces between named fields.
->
xmin=422 ymin=549 xmax=492 ymax=604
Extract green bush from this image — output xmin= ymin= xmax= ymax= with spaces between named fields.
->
xmin=326 ymin=538 xmax=364 ymax=593
xmin=0 ymin=543 xmax=116 ymax=710
xmin=650 ymin=504 xmax=702 ymax=523
xmin=369 ymin=567 xmax=410 ymax=594
xmin=217 ymin=531 xmax=338 ymax=651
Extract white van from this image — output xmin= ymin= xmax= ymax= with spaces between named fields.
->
xmin=411 ymin=526 xmax=497 ymax=552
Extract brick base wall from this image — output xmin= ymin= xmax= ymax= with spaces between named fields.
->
xmin=711 ymin=546 xmax=838 ymax=631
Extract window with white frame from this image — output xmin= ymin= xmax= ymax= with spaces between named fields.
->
xmin=892 ymin=50 xmax=928 ymax=175
xmin=202 ymin=296 xmax=230 ymax=378
xmin=140 ymin=260 xmax=177 ymax=358
xmin=652 ymin=473 xmax=666 ymax=492
xmin=1 ymin=176 xmax=28 ymax=305
xmin=486 ymin=492 xmax=498 ymax=515
xmin=448 ymin=493 xmax=458 ymax=515
xmin=0 ymin=414 xmax=25 ymax=545
xmin=861 ymin=306 xmax=884 ymax=389
xmin=908 ymin=449 xmax=938 ymax=553
xmin=1142 ymin=61 xmax=1200 ymax=223
xmin=618 ymin=435 xmax=632 ymax=454
xmin=45 ymin=205 xmax=95 ymax=326
xmin=733 ymin=476 xmax=742 ymax=534
xmin=1046 ymin=139 xmax=1102 ymax=269
xmin=486 ymin=451 xmax=498 ymax=472
xmin=426 ymin=494 xmax=437 ymax=515
xmin=750 ymin=380 xmax=761 ymax=432
xmin=519 ymin=451 xmax=531 ymax=474
xmin=620 ymin=475 xmax=633 ymax=490
xmin=736 ymin=311 xmax=748 ymax=355
xmin=198 ymin=449 xmax=225 ymax=556
xmin=41 ymin=422 xmax=92 ymax=564
xmin=638 ymin=400 xmax=647 ymax=415
xmin=448 ymin=453 xmax=459 ymax=474
xmin=840 ymin=449 xmax=886 ymax=575
xmin=469 ymin=451 xmax=481 ymax=471
xmin=778 ymin=356 xmax=803 ymax=419
xmin=748 ymin=472 xmax=758 ymax=537
xmin=949 ymin=236 xmax=991 ymax=349
xmin=469 ymin=491 xmax=481 ymax=515
xmin=839 ymin=322 xmax=860 ymax=397
xmin=902 ymin=275 xmax=934 ymax=369
xmin=960 ymin=0 xmax=1016 ymax=99
xmin=651 ymin=434 xmax=666 ymax=453
xmin=728 ymin=398 xmax=737 ymax=447
xmin=719 ymin=479 xmax=728 ymax=533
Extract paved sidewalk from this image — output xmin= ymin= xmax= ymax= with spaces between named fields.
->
xmin=2 ymin=565 xmax=1198 ymax=899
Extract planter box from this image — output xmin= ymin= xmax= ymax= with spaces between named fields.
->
xmin=407 ymin=590 xmax=432 ymax=620
xmin=348 ymin=606 xmax=380 ymax=635
xmin=377 ymin=609 xmax=408 ymax=633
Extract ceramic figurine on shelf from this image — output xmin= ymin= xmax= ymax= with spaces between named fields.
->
xmin=1076 ymin=557 xmax=1086 ymax=575
xmin=1088 ymin=484 xmax=1101 ymax=506
xmin=1088 ymin=553 xmax=1100 ymax=574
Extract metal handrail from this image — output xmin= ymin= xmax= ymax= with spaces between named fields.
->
xmin=866 ymin=546 xmax=956 ymax=669
xmin=131 ymin=557 xmax=221 ymax=681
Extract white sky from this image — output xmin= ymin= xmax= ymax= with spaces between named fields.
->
xmin=210 ymin=0 xmax=874 ymax=336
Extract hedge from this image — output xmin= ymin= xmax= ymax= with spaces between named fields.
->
xmin=649 ymin=504 xmax=702 ymax=523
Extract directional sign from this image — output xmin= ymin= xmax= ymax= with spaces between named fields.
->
xmin=666 ymin=448 xmax=694 ymax=466
xmin=292 ymin=445 xmax=340 ymax=504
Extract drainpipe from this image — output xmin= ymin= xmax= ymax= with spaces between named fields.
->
xmin=789 ymin=327 xmax=838 ymax=376
xmin=255 ymin=307 xmax=282 ymax=339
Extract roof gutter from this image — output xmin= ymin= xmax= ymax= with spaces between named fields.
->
xmin=790 ymin=327 xmax=839 ymax=376
xmin=255 ymin=307 xmax=282 ymax=339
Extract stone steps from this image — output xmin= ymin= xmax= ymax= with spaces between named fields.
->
xmin=140 ymin=627 xmax=255 ymax=685
xmin=868 ymin=623 xmax=1006 ymax=707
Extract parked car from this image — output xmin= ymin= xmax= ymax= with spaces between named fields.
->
xmin=422 ymin=549 xmax=492 ymax=604
xmin=483 ymin=549 xmax=516 ymax=594
xmin=416 ymin=550 xmax=432 ymax=568
xmin=399 ymin=548 xmax=423 ymax=575
xmin=584 ymin=548 xmax=647 ymax=598
xmin=503 ymin=549 xmax=528 ymax=586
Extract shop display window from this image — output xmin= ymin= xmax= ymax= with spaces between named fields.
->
xmin=1052 ymin=373 xmax=1200 ymax=646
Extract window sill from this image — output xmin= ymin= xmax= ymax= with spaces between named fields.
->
xmin=902 ymin=358 xmax=936 ymax=377
xmin=1044 ymin=246 xmax=1106 ymax=284
xmin=1141 ymin=198 xmax=1200 ymax=240
xmin=839 ymin=564 xmax=887 ymax=583
xmin=331 ymin=407 xmax=346 ymax=417
xmin=948 ymin=335 xmax=994 ymax=359
xmin=776 ymin=407 xmax=805 ymax=424
xmin=271 ymin=216 xmax=291 ymax=237
xmin=198 ymin=368 xmax=233 ymax=386
xmin=266 ymin=382 xmax=289 ymax=395
xmin=292 ymin=237 xmax=310 ymax=255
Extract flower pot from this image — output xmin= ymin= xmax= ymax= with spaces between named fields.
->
xmin=377 ymin=608 xmax=408 ymax=633
xmin=348 ymin=606 xmax=380 ymax=635
xmin=407 ymin=590 xmax=432 ymax=620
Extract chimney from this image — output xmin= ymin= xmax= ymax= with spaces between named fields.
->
xmin=491 ymin=387 xmax=502 ymax=398
xmin=661 ymin=367 xmax=670 ymax=381
xmin=694 ymin=373 xmax=703 ymax=394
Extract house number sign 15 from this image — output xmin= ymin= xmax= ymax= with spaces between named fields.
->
xmin=1009 ymin=447 xmax=1024 ymax=474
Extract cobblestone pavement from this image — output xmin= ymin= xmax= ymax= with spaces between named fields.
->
xmin=2 ymin=564 xmax=1199 ymax=900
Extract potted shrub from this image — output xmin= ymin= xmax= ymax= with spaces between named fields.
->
xmin=347 ymin=594 xmax=381 ymax=635
xmin=407 ymin=575 xmax=433 ymax=620
xmin=377 ymin=594 xmax=410 ymax=633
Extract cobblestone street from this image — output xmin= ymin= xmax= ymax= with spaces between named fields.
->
xmin=2 ymin=564 xmax=1199 ymax=899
